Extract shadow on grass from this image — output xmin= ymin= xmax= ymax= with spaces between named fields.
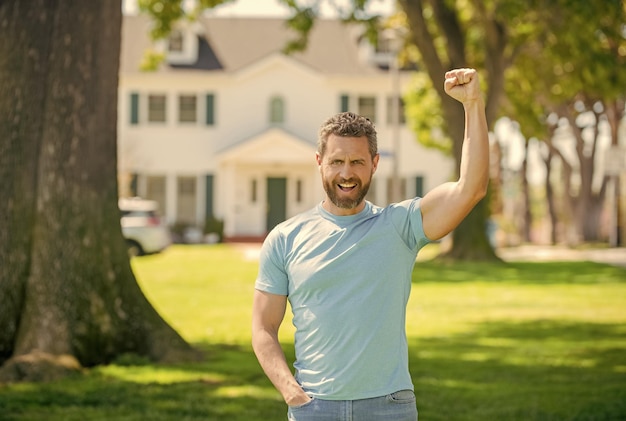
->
xmin=1 ymin=321 xmax=625 ymax=421
xmin=410 ymin=320 xmax=626 ymax=421
xmin=0 ymin=342 xmax=288 ymax=421
xmin=413 ymin=260 xmax=626 ymax=284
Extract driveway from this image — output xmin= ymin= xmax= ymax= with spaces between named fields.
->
xmin=234 ymin=242 xmax=626 ymax=269
xmin=497 ymin=245 xmax=626 ymax=269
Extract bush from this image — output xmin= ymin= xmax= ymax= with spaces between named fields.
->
xmin=203 ymin=216 xmax=224 ymax=243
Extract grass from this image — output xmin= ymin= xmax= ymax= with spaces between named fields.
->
xmin=1 ymin=244 xmax=625 ymax=420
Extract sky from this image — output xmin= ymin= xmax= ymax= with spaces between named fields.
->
xmin=123 ymin=0 xmax=394 ymax=18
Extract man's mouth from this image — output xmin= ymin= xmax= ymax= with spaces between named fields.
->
xmin=338 ymin=182 xmax=357 ymax=192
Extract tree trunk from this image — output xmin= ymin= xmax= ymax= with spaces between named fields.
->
xmin=440 ymin=97 xmax=497 ymax=260
xmin=542 ymin=141 xmax=558 ymax=245
xmin=521 ymin=138 xmax=532 ymax=242
xmin=401 ymin=0 xmax=498 ymax=260
xmin=0 ymin=0 xmax=198 ymax=383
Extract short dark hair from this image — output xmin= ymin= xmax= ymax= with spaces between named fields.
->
xmin=317 ymin=112 xmax=378 ymax=159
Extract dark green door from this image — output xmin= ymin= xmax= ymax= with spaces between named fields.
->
xmin=266 ymin=177 xmax=287 ymax=232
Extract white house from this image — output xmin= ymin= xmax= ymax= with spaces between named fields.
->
xmin=118 ymin=15 xmax=454 ymax=240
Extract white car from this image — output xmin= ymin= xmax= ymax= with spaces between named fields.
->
xmin=119 ymin=198 xmax=171 ymax=256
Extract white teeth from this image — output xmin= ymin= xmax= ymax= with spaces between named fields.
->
xmin=339 ymin=183 xmax=356 ymax=188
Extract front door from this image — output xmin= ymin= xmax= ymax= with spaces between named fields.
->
xmin=266 ymin=177 xmax=287 ymax=232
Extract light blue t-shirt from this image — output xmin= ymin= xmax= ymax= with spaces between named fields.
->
xmin=255 ymin=199 xmax=431 ymax=400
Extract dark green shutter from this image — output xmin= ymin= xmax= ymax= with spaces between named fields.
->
xmin=130 ymin=93 xmax=139 ymax=125
xmin=130 ymin=173 xmax=139 ymax=196
xmin=340 ymin=94 xmax=349 ymax=112
xmin=415 ymin=176 xmax=424 ymax=198
xmin=206 ymin=94 xmax=215 ymax=125
xmin=205 ymin=174 xmax=214 ymax=218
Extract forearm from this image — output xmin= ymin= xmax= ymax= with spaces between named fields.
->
xmin=252 ymin=328 xmax=307 ymax=405
xmin=458 ymin=97 xmax=489 ymax=202
xmin=420 ymin=69 xmax=489 ymax=240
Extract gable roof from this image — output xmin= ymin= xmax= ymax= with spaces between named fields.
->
xmin=216 ymin=127 xmax=317 ymax=165
xmin=121 ymin=15 xmax=383 ymax=76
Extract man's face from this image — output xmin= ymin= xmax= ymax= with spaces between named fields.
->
xmin=316 ymin=134 xmax=379 ymax=216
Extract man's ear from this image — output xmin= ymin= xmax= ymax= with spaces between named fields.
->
xmin=315 ymin=152 xmax=322 ymax=167
xmin=372 ymin=153 xmax=380 ymax=173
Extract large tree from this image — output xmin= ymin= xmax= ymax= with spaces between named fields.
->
xmin=277 ymin=0 xmax=539 ymax=259
xmin=0 ymin=0 xmax=198 ymax=382
xmin=293 ymin=0 xmax=625 ymax=250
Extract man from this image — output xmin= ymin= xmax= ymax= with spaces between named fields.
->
xmin=252 ymin=68 xmax=489 ymax=420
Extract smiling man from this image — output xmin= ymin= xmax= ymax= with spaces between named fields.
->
xmin=252 ymin=68 xmax=489 ymax=420
xmin=318 ymin=126 xmax=379 ymax=214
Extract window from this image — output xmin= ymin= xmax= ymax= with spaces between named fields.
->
xmin=146 ymin=175 xmax=166 ymax=213
xmin=177 ymin=176 xmax=197 ymax=225
xmin=358 ymin=96 xmax=376 ymax=122
xmin=205 ymin=94 xmax=215 ymax=125
xmin=130 ymin=92 xmax=139 ymax=125
xmin=179 ymin=94 xmax=197 ymax=123
xmin=269 ymin=96 xmax=285 ymax=124
xmin=168 ymin=30 xmax=184 ymax=53
xmin=148 ymin=94 xmax=166 ymax=123
xmin=386 ymin=96 xmax=406 ymax=125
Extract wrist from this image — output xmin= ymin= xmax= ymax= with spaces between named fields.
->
xmin=463 ymin=96 xmax=485 ymax=110
xmin=283 ymin=386 xmax=310 ymax=406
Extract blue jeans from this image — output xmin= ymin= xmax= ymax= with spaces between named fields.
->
xmin=287 ymin=390 xmax=418 ymax=421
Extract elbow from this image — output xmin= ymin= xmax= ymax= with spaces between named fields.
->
xmin=469 ymin=186 xmax=488 ymax=209
xmin=460 ymin=178 xmax=488 ymax=206
xmin=251 ymin=323 xmax=278 ymax=354
xmin=471 ymin=171 xmax=489 ymax=203
xmin=475 ymin=181 xmax=488 ymax=203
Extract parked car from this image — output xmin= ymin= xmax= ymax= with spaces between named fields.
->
xmin=119 ymin=197 xmax=171 ymax=256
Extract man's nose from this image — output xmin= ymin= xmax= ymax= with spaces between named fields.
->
xmin=339 ymin=162 xmax=353 ymax=179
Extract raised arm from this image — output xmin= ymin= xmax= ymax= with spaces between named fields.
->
xmin=421 ymin=68 xmax=489 ymax=241
xmin=251 ymin=290 xmax=311 ymax=407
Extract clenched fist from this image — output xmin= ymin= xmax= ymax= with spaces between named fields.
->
xmin=444 ymin=68 xmax=482 ymax=104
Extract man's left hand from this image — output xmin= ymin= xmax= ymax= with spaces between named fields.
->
xmin=444 ymin=68 xmax=482 ymax=104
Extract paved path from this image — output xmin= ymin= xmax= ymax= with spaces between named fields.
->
xmin=235 ymin=242 xmax=626 ymax=269
xmin=497 ymin=245 xmax=626 ymax=269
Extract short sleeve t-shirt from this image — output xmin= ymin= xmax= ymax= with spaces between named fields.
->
xmin=255 ymin=199 xmax=430 ymax=400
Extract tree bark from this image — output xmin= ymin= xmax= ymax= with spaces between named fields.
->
xmin=0 ymin=0 xmax=198 ymax=383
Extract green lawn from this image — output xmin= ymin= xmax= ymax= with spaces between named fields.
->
xmin=1 ymin=244 xmax=625 ymax=420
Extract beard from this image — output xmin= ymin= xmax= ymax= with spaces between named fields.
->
xmin=323 ymin=175 xmax=372 ymax=210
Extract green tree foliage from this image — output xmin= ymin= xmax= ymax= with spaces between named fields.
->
xmin=139 ymin=0 xmax=235 ymax=38
xmin=506 ymin=0 xmax=626 ymax=243
xmin=404 ymin=73 xmax=451 ymax=154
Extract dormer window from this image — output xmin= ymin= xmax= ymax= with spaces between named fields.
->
xmin=168 ymin=30 xmax=184 ymax=53
xmin=164 ymin=28 xmax=199 ymax=65
xmin=358 ymin=28 xmax=405 ymax=70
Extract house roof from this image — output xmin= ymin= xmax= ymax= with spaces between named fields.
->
xmin=216 ymin=127 xmax=317 ymax=165
xmin=120 ymin=15 xmax=383 ymax=76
